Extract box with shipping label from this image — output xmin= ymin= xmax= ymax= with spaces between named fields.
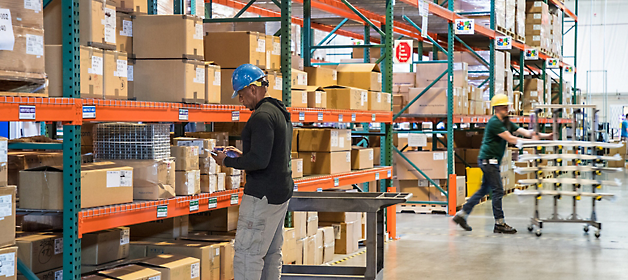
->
xmin=16 ymin=267 xmax=63 ymax=280
xmin=200 ymin=157 xmax=219 ymax=175
xmin=139 ymin=254 xmax=200 ymax=280
xmin=282 ymin=228 xmax=297 ymax=264
xmin=0 ymin=186 xmax=16 ymax=248
xmin=107 ymin=159 xmax=175 ymax=201
xmin=266 ymin=35 xmax=281 ymax=70
xmin=306 ymin=214 xmax=318 ymax=237
xmin=46 ymin=45 xmax=103 ymax=98
xmin=368 ymin=91 xmax=384 ymax=111
xmin=295 ymin=238 xmax=304 ymax=265
xmin=129 ymin=216 xmax=189 ymax=240
xmin=205 ymin=63 xmax=222 ymax=104
xmin=394 ymin=180 xmax=430 ymax=201
xmin=291 ymin=158 xmax=303 ymax=178
xmin=293 ymin=212 xmax=307 ymax=240
xmin=134 ymin=15 xmax=204 ymax=59
xmin=49 ymin=0 xmax=115 ymax=47
xmin=175 ymin=170 xmax=201 ymax=196
xmin=304 ymin=66 xmax=337 ymax=87
xmin=18 ymin=163 xmax=133 ymax=209
xmin=299 ymin=151 xmax=351 ymax=175
xmin=7 ymin=151 xmax=64 ymax=187
xmin=336 ymin=63 xmax=382 ymax=91
xmin=82 ymin=227 xmax=130 ymax=265
xmin=406 ymin=87 xmax=448 ymax=115
xmin=306 ymin=86 xmax=327 ymax=109
xmin=393 ymin=72 xmax=415 ymax=86
xmin=394 ymin=151 xmax=448 ymax=180
xmin=103 ymin=50 xmax=129 ymax=100
xmin=116 ymin=12 xmax=133 ymax=54
xmin=98 ymin=264 xmax=161 ymax=280
xmin=17 ymin=233 xmax=63 ymax=274
xmin=351 ymin=147 xmax=374 ymax=170
xmin=204 ymin=31 xmax=266 ymax=69
xmin=292 ymin=69 xmax=308 ymax=90
xmin=216 ymin=173 xmax=226 ymax=191
xmin=146 ymin=241 xmax=220 ymax=280
xmin=0 ymin=246 xmax=17 ymax=279
xmin=134 ymin=59 xmax=205 ymax=103
xmin=173 ymin=137 xmax=216 ymax=158
xmin=324 ymin=86 xmax=368 ymax=110
xmin=171 ymin=145 xmax=200 ymax=171
xmin=190 ymin=206 xmax=239 ymax=232
xmin=291 ymin=90 xmax=308 ymax=108
xmin=298 ymin=129 xmax=351 ymax=152
xmin=0 ymin=26 xmax=45 ymax=81
xmin=318 ymin=212 xmax=359 ymax=224
xmin=319 ymin=222 xmax=356 ymax=255
xmin=225 ymin=175 xmax=240 ymax=190
xmin=265 ymin=70 xmax=283 ymax=101
xmin=0 ymin=0 xmax=42 ymax=29
xmin=200 ymin=174 xmax=217 ymax=193
xmin=115 ymin=0 xmax=148 ymax=13
xmin=179 ymin=235 xmax=235 ymax=280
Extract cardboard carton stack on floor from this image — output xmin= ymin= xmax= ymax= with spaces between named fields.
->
xmin=0 ymin=146 xmax=17 ymax=279
xmin=298 ymin=129 xmax=352 ymax=175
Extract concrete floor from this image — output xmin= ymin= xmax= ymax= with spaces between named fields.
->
xmin=330 ymin=172 xmax=628 ymax=280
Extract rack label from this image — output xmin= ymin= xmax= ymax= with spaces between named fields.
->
xmin=190 ymin=200 xmax=199 ymax=212
xmin=293 ymin=184 xmax=298 ymax=192
xmin=83 ymin=106 xmax=96 ymax=119
xmin=231 ymin=111 xmax=240 ymax=121
xmin=387 ymin=170 xmax=391 ymax=178
xmin=230 ymin=194 xmax=239 ymax=205
xmin=299 ymin=112 xmax=305 ymax=121
xmin=338 ymin=114 xmax=343 ymax=122
xmin=157 ymin=205 xmax=168 ymax=218
xmin=317 ymin=112 xmax=323 ymax=121
xmin=179 ymin=109 xmax=189 ymax=121
xmin=120 ymin=228 xmax=130 ymax=245
xmin=317 ymin=188 xmax=322 ymax=192
xmin=208 ymin=197 xmax=217 ymax=209
xmin=19 ymin=105 xmax=35 ymax=120
xmin=334 ymin=178 xmax=339 ymax=187
xmin=352 ymin=114 xmax=356 ymax=122
xmin=495 ymin=36 xmax=512 ymax=50
xmin=375 ymin=173 xmax=380 ymax=180
xmin=455 ymin=18 xmax=474 ymax=35
xmin=372 ymin=114 xmax=376 ymax=122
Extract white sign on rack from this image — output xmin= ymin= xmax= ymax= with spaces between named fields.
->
xmin=408 ymin=133 xmax=427 ymax=147
xmin=455 ymin=19 xmax=474 ymax=35
xmin=547 ymin=58 xmax=559 ymax=69
xmin=495 ymin=36 xmax=512 ymax=50
xmin=525 ymin=48 xmax=539 ymax=60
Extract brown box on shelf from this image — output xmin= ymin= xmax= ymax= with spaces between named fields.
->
xmin=134 ymin=15 xmax=203 ymax=59
xmin=200 ymin=174 xmax=217 ymax=193
xmin=200 ymin=157 xmax=219 ymax=175
xmin=82 ymin=227 xmax=130 ymax=265
xmin=292 ymin=69 xmax=308 ymax=90
xmin=302 ymin=235 xmax=316 ymax=265
xmin=103 ymin=50 xmax=129 ymax=100
xmin=306 ymin=212 xmax=319 ymax=237
xmin=45 ymin=0 xmax=115 ymax=46
xmin=394 ymin=151 xmax=448 ymax=180
xmin=319 ymin=221 xmax=356 ymax=255
xmin=304 ymin=67 xmax=338 ymax=87
xmin=0 ymin=247 xmax=17 ymax=279
xmin=19 ymin=163 xmax=133 ymax=210
xmin=7 ymin=151 xmax=63 ymax=186
xmin=171 ymin=146 xmax=200 ymax=171
xmin=265 ymin=70 xmax=282 ymax=101
xmin=98 ymin=264 xmax=161 ymax=280
xmin=324 ymin=86 xmax=368 ymax=110
xmin=138 ymin=255 xmax=201 ymax=280
xmin=336 ymin=63 xmax=381 ymax=91
xmin=47 ymin=45 xmax=102 ymax=98
xmin=17 ymin=267 xmax=63 ymax=280
xmin=0 ymin=0 xmax=43 ymax=29
xmin=295 ymin=238 xmax=304 ymax=265
xmin=394 ymin=180 xmax=430 ymax=201
xmin=115 ymin=0 xmax=148 ymax=13
xmin=299 ymin=151 xmax=351 ymax=175
xmin=291 ymin=158 xmax=303 ymax=178
xmin=107 ymin=159 xmax=175 ymax=201
xmin=189 ymin=206 xmax=239 ymax=232
xmin=321 ymin=226 xmax=335 ymax=263
xmin=173 ymin=137 xmax=216 ymax=158
xmin=205 ymin=63 xmax=222 ymax=104
xmin=0 ymin=26 xmax=45 ymax=80
xmin=298 ymin=129 xmax=351 ymax=152
xmin=406 ymin=87 xmax=447 ymax=115
xmin=17 ymin=233 xmax=64 ymax=274
xmin=175 ymin=170 xmax=201 ymax=196
xmin=282 ymin=228 xmax=297 ymax=264
xmin=291 ymin=90 xmax=308 ymax=108
xmin=0 ymin=186 xmax=16 ymax=248
xmin=204 ymin=31 xmax=266 ymax=69
xmin=266 ymin=35 xmax=281 ymax=70
xmin=129 ymin=216 xmax=189 ymax=240
xmin=146 ymin=241 xmax=220 ymax=280
xmin=393 ymin=72 xmax=415 ymax=85
xmin=351 ymin=147 xmax=374 ymax=170
xmin=178 ymin=235 xmax=235 ymax=280
xmin=218 ymin=68 xmax=238 ymax=105
xmin=307 ymin=86 xmax=327 ymax=108
xmin=185 ymin=132 xmax=229 ymax=147
xmin=293 ymin=212 xmax=307 ymax=240
xmin=116 ymin=12 xmax=133 ymax=54
xmin=314 ymin=228 xmax=324 ymax=265
xmin=225 ymin=175 xmax=240 ymax=190
xmin=133 ymin=59 xmax=205 ymax=103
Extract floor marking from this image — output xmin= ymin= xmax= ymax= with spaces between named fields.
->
xmin=328 ymin=239 xmax=394 ymax=266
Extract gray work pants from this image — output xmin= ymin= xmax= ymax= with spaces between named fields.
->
xmin=234 ymin=194 xmax=289 ymax=280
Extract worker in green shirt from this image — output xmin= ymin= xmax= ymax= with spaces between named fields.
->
xmin=453 ymin=94 xmax=552 ymax=234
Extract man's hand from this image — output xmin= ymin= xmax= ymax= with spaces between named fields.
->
xmin=224 ymin=146 xmax=243 ymax=157
xmin=211 ymin=151 xmax=228 ymax=166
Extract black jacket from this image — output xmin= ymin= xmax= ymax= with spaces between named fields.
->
xmin=223 ymin=97 xmax=294 ymax=204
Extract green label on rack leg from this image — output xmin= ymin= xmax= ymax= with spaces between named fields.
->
xmin=157 ymin=205 xmax=168 ymax=218
xmin=189 ymin=200 xmax=199 ymax=212
xmin=231 ymin=194 xmax=239 ymax=205
xmin=334 ymin=178 xmax=339 ymax=187
xmin=208 ymin=198 xmax=217 ymax=209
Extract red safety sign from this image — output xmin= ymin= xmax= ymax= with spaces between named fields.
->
xmin=394 ymin=40 xmax=413 ymax=64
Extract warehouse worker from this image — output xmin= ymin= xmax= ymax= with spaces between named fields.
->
xmin=453 ymin=94 xmax=552 ymax=234
xmin=621 ymin=114 xmax=628 ymax=141
xmin=212 ymin=64 xmax=293 ymax=280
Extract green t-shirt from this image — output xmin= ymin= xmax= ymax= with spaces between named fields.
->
xmin=478 ymin=115 xmax=520 ymax=163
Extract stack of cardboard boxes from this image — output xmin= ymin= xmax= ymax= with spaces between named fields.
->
xmin=171 ymin=144 xmax=201 ymax=196
xmin=0 ymin=138 xmax=18 ymax=279
xmin=290 ymin=211 xmax=356 ymax=265
xmin=515 ymin=0 xmax=526 ymax=41
xmin=525 ymin=1 xmax=551 ymax=52
xmin=297 ymin=129 xmax=352 ymax=175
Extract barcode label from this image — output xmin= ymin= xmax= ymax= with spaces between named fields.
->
xmin=25 ymin=34 xmax=43 ymax=56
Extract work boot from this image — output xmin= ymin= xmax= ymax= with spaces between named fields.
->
xmin=453 ymin=214 xmax=472 ymax=231
xmin=494 ymin=223 xmax=517 ymax=234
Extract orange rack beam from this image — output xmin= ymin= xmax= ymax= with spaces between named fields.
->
xmin=78 ymin=167 xmax=392 ymax=236
xmin=289 ymin=108 xmax=393 ymax=123
xmin=0 ymin=97 xmax=82 ymax=124
xmin=395 ymin=115 xmax=571 ymax=124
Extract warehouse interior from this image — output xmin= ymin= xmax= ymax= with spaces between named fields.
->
xmin=0 ymin=0 xmax=627 ymax=279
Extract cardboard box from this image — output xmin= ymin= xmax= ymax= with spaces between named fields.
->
xmin=299 ymin=152 xmax=351 ymax=175
xmin=116 ymin=12 xmax=133 ymax=54
xmin=178 ymin=236 xmax=234 ymax=280
xmin=266 ymin=35 xmax=281 ymax=70
xmin=406 ymin=87 xmax=447 ymax=115
xmin=0 ymin=26 xmax=44 ymax=79
xmin=106 ymin=159 xmax=175 ymax=200
xmin=103 ymin=50 xmax=129 ymax=100
xmin=322 ymin=222 xmax=355 ymax=255
xmin=321 ymin=226 xmax=335 ymax=263
xmin=17 ymin=267 xmax=63 ymax=280
xmin=295 ymin=238 xmax=304 ymax=265
xmin=129 ymin=216 xmax=189 ymax=240
xmin=128 ymin=58 xmax=135 ymax=99
xmin=203 ymin=31 xmax=266 ymax=69
xmin=324 ymin=86 xmax=368 ymax=110
xmin=134 ymin=59 xmax=205 ymax=103
xmin=336 ymin=64 xmax=381 ymax=91
xmin=265 ymin=70 xmax=283 ymax=101
xmin=6 ymin=151 xmax=63 ymax=186
xmin=293 ymin=212 xmax=307 ymax=240
xmin=307 ymin=86 xmax=327 ymax=108
xmin=225 ymin=175 xmax=240 ymax=190
xmin=115 ymin=0 xmax=148 ymax=13
xmin=304 ymin=67 xmax=337 ymax=87
xmin=292 ymin=69 xmax=308 ymax=90
xmin=217 ymin=173 xmax=226 ymax=192
xmin=394 ymin=151 xmax=448 ymax=180
xmin=17 ymin=234 xmax=63 ymax=274
xmin=175 ymin=170 xmax=201 ymax=196
xmin=205 ymin=63 xmax=222 ymax=104
xmin=173 ymin=138 xmax=216 ymax=158
xmin=318 ymin=212 xmax=359 ymax=224
xmin=82 ymin=227 xmax=130 ymax=265
xmin=282 ymin=228 xmax=297 ymax=264
xmin=0 ymin=186 xmax=15 ymax=248
xmin=0 ymin=247 xmax=17 ymax=279
xmin=306 ymin=215 xmax=318 ymax=237
xmin=99 ymin=264 xmax=161 ymax=280
xmin=302 ymin=235 xmax=316 ymax=265
xmin=351 ymin=147 xmax=374 ymax=170
xmin=146 ymin=241 xmax=220 ymax=280
xmin=48 ymin=45 xmax=102 ymax=98
xmin=171 ymin=146 xmax=200 ymax=171
xmin=291 ymin=158 xmax=303 ymax=178
xmin=134 ymin=15 xmax=203 ymax=59
xmin=0 ymin=0 xmax=42 ymax=29
xmin=189 ymin=206 xmax=239 ymax=232
xmin=314 ymin=228 xmax=324 ymax=265
xmin=45 ymin=0 xmax=115 ymax=46
xmin=291 ymin=90 xmax=308 ymax=108
xmin=393 ymin=72 xmax=415 ymax=85
xmin=19 ymin=163 xmax=133 ymax=210
xmin=368 ymin=91 xmax=383 ymax=111
xmin=200 ymin=174 xmax=217 ymax=193
xmin=200 ymin=157 xmax=219 ymax=175
xmin=372 ymin=147 xmax=380 ymax=166
xmin=139 ymin=255 xmax=200 ymax=280
xmin=380 ymin=92 xmax=392 ymax=112
xmin=298 ymin=129 xmax=351 ymax=152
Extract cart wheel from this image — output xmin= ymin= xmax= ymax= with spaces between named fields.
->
xmin=527 ymin=225 xmax=534 ymax=232
xmin=595 ymin=231 xmax=601 ymax=238
xmin=535 ymin=230 xmax=542 ymax=237
xmin=583 ymin=226 xmax=589 ymax=233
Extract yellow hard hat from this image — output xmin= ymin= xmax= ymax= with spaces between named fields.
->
xmin=491 ymin=94 xmax=511 ymax=107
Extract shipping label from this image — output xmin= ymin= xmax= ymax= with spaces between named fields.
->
xmin=377 ymin=92 xmax=382 ymax=103
xmin=120 ymin=228 xmax=130 ymax=245
xmin=25 ymin=0 xmax=42 ymax=12
xmin=148 ymin=276 xmax=160 ymax=280
xmin=194 ymin=67 xmax=205 ymax=84
xmin=213 ymin=71 xmax=221 ymax=85
xmin=120 ymin=170 xmax=133 ymax=186
xmin=103 ymin=7 xmax=116 ymax=44
xmin=191 ymin=263 xmax=200 ymax=279
xmin=297 ymin=160 xmax=302 ymax=172
xmin=315 ymin=91 xmax=321 ymax=104
xmin=302 ymin=92 xmax=307 ymax=104
xmin=25 ymin=34 xmax=44 ymax=56
xmin=346 ymin=152 xmax=350 ymax=162
xmin=194 ymin=24 xmax=203 ymax=40
xmin=369 ymin=150 xmax=374 ymax=161
xmin=272 ymin=42 xmax=280 ymax=55
xmin=361 ymin=91 xmax=368 ymax=106
xmin=256 ymin=38 xmax=266 ymax=53
xmin=0 ymin=252 xmax=15 ymax=277
xmin=0 ymin=141 xmax=6 ymax=162
xmin=127 ymin=65 xmax=134 ymax=81
xmin=0 ymin=9 xmax=15 ymax=51
xmin=0 ymin=194 xmax=11 ymax=219
xmin=120 ymin=20 xmax=133 ymax=37
xmin=433 ymin=152 xmax=445 ymax=161
xmin=330 ymin=130 xmax=339 ymax=147
xmin=54 ymin=238 xmax=63 ymax=254
xmin=106 ymin=171 xmax=121 ymax=187
xmin=88 ymin=56 xmax=103 ymax=75
xmin=298 ymin=73 xmax=307 ymax=85
xmin=274 ymin=77 xmax=282 ymax=90
xmin=408 ymin=134 xmax=427 ymax=147
xmin=377 ymin=73 xmax=382 ymax=84
xmin=332 ymin=70 xmax=337 ymax=81
xmin=114 ymin=59 xmax=128 ymax=78
xmin=339 ymin=137 xmax=345 ymax=148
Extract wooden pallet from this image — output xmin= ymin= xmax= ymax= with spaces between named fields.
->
xmin=514 ymin=34 xmax=525 ymax=43
xmin=397 ymin=203 xmax=447 ymax=214
xmin=0 ymin=91 xmax=48 ymax=98
xmin=496 ymin=26 xmax=516 ymax=38
xmin=0 ymin=71 xmax=47 ymax=97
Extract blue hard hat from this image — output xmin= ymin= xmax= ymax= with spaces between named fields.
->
xmin=231 ymin=64 xmax=266 ymax=99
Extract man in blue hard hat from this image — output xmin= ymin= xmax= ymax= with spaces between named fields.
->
xmin=211 ymin=64 xmax=293 ymax=280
